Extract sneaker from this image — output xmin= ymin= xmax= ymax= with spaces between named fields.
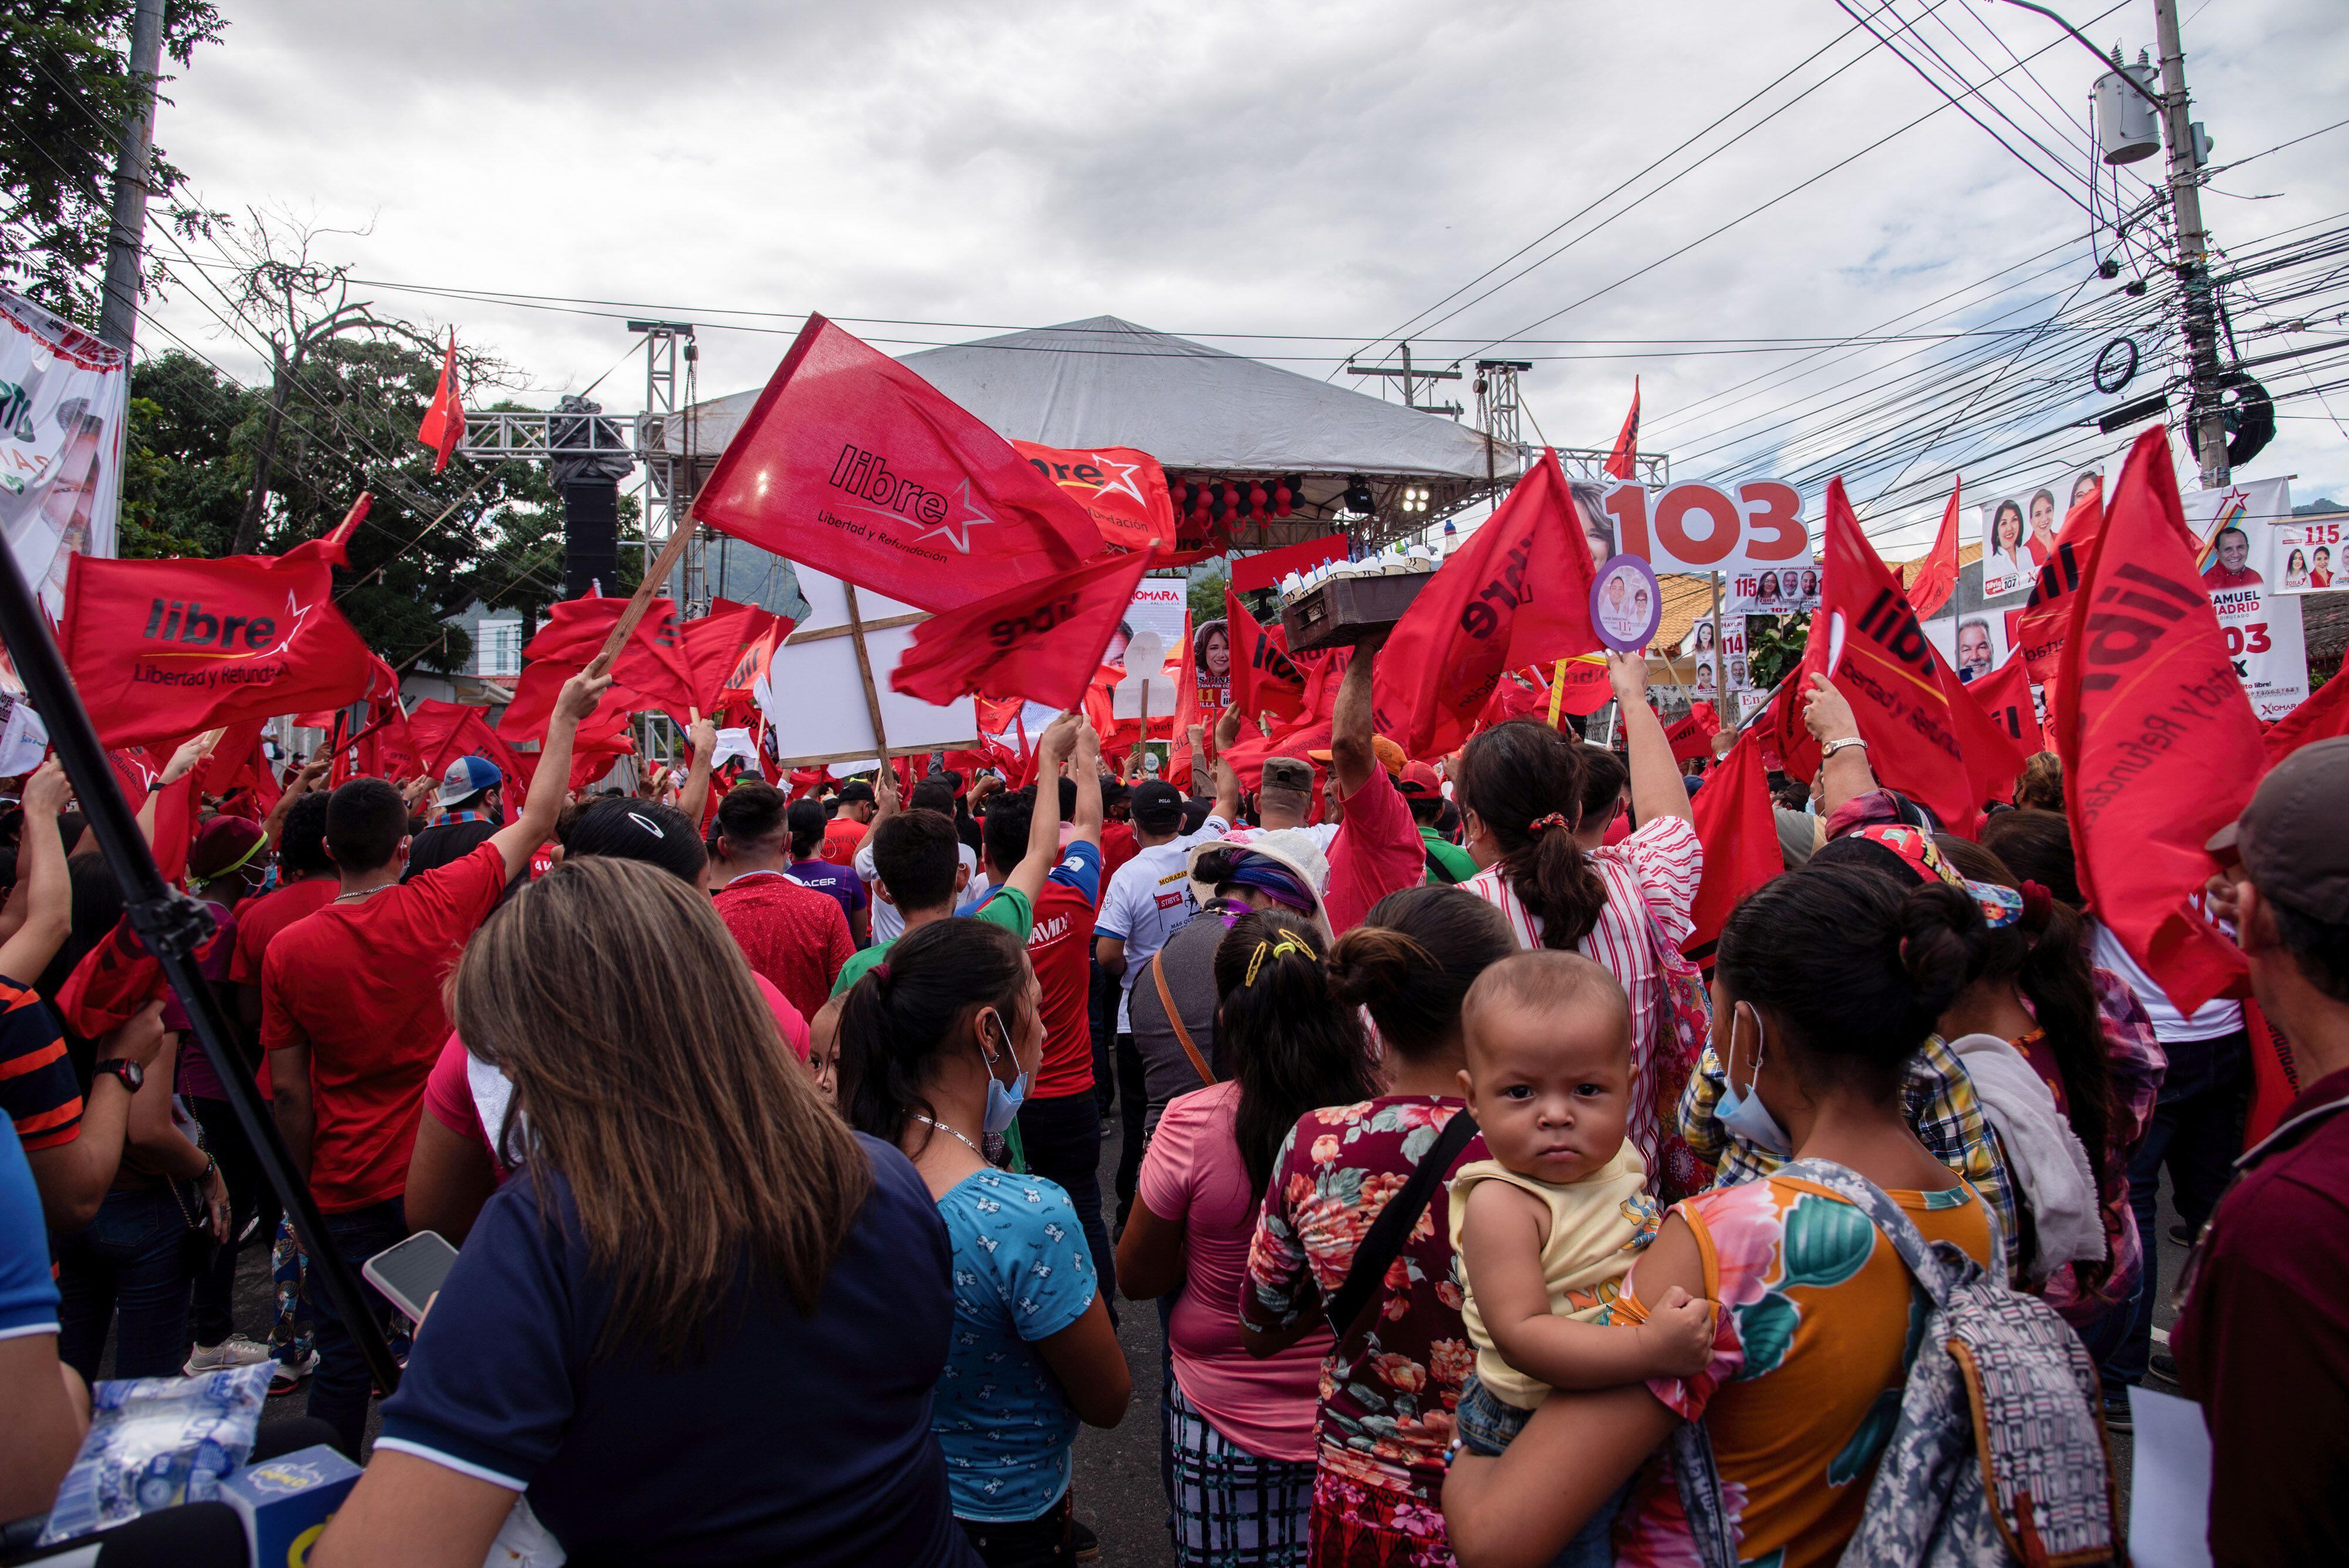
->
xmin=2168 ymin=1221 xmax=2195 ymax=1247
xmin=1072 ymin=1520 xmax=1100 ymax=1562
xmin=270 ymin=1350 xmax=319 ymax=1397
xmin=238 ymin=1212 xmax=261 ymax=1244
xmin=185 ymin=1335 xmax=273 ymax=1375
xmin=2099 ymin=1384 xmax=2133 ymax=1434
xmin=2149 ymin=1351 xmax=2180 ymax=1384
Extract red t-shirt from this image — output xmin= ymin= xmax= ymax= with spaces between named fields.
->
xmin=227 ymin=878 xmax=342 ymax=1099
xmin=261 ymin=843 xmax=507 ymax=1213
xmin=714 ymin=872 xmax=854 ymax=1025
xmin=1100 ymin=821 xmax=1139 ymax=881
xmin=820 ymin=817 xmax=867 ymax=867
xmin=1323 ymin=765 xmax=1425 ymax=936
xmin=1025 ymin=877 xmax=1101 ymax=1099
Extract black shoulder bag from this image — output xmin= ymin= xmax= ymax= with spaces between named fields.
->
xmin=1320 ymin=1109 xmax=1480 ymax=1342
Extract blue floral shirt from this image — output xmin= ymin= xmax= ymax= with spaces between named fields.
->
xmin=933 ymin=1169 xmax=1098 ymax=1522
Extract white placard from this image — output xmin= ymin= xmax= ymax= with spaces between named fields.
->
xmin=752 ymin=565 xmax=974 ymax=765
xmin=1 ymin=288 xmax=129 ymax=615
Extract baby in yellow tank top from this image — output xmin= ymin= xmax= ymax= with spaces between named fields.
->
xmin=1447 ymin=951 xmax=1717 ymax=1557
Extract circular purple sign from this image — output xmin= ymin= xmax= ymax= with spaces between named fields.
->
xmin=1589 ymin=554 xmax=1662 ymax=652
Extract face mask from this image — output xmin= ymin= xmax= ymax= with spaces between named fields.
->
xmin=1717 ymin=1002 xmax=1792 ymax=1157
xmin=978 ymin=1013 xmax=1029 ymax=1135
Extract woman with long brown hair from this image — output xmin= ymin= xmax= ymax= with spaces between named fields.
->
xmin=311 ymin=856 xmax=976 ymax=1568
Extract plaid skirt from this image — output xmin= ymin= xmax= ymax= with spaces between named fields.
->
xmin=1162 ymin=1372 xmax=1315 ymax=1567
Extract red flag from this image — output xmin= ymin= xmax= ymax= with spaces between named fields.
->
xmin=2058 ymin=425 xmax=2262 ymax=1016
xmin=1220 ymin=713 xmax=1331 ymax=793
xmin=2260 ymin=673 xmax=2349 ymax=765
xmin=679 ymin=598 xmax=792 ymax=716
xmin=1603 ymin=380 xmax=1640 ymax=481
xmin=707 ymin=601 xmax=795 ymax=713
xmin=692 ymin=316 xmax=1105 ymax=613
xmin=1169 ymin=613 xmax=1202 ymax=782
xmin=1939 ymin=657 xmax=2030 ymax=820
xmin=193 ymin=721 xmax=284 ymax=816
xmin=1965 ymin=657 xmax=2044 ymax=754
xmin=889 ymin=548 xmax=1150 ymax=711
xmin=1546 ymin=657 xmax=1616 ymax=722
xmin=1225 ymin=590 xmax=1304 ymax=725
xmin=1682 ymin=728 xmax=1779 ymax=964
xmin=1665 ymin=701 xmax=1722 ymax=762
xmin=1012 ymin=442 xmax=1177 ymax=554
xmin=407 ymin=699 xmax=533 ymax=789
xmin=417 ymin=331 xmax=465 ymax=475
xmin=62 ymin=539 xmax=375 ymax=751
xmin=1371 ymin=449 xmax=1601 ymax=759
xmin=1907 ymin=475 xmax=1963 ymax=621
xmin=1806 ymin=478 xmax=1984 ymax=835
xmin=499 ymin=594 xmax=698 ymax=738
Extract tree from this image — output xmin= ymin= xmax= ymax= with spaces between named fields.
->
xmin=120 ymin=348 xmax=254 ymax=557
xmin=1186 ymin=568 xmax=1227 ymax=626
xmin=2 ymin=0 xmax=226 ymax=325
xmin=1746 ymin=611 xmax=1812 ymax=691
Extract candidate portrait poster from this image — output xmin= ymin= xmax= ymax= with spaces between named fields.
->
xmin=1725 ymin=561 xmax=1819 ymax=616
xmin=2273 ymin=512 xmax=2348 ymax=595
xmin=2 ymin=289 xmax=129 ymax=617
xmin=1979 ymin=466 xmax=2105 ymax=600
xmin=2182 ymin=476 xmax=2307 ymax=722
xmin=1924 ymin=608 xmax=2011 ymax=687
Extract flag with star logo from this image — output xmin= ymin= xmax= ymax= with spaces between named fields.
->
xmin=1011 ymin=440 xmax=1177 ymax=554
xmin=692 ymin=315 xmax=1108 ymax=613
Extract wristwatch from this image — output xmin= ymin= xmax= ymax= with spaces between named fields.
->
xmin=1822 ymin=736 xmax=1870 ymax=757
xmin=93 ymin=1058 xmax=144 ymax=1093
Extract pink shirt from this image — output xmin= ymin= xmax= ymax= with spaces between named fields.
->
xmin=1137 ymin=1080 xmax=1328 ymax=1462
xmin=1322 ymin=764 xmax=1425 ymax=936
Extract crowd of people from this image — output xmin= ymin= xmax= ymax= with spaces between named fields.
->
xmin=1 ymin=627 xmax=2343 ymax=1568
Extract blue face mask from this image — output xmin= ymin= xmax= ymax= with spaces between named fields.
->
xmin=1717 ymin=1002 xmax=1792 ymax=1157
xmin=979 ymin=1014 xmax=1029 ymax=1135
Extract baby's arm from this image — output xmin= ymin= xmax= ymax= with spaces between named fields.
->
xmin=1458 ymin=1180 xmax=1714 ymax=1390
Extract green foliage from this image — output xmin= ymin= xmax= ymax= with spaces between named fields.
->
xmin=121 ymin=349 xmax=254 ymax=557
xmin=1186 ymin=568 xmax=1227 ymax=626
xmin=1747 ymin=610 xmax=1813 ymax=691
xmin=1 ymin=0 xmax=227 ymax=325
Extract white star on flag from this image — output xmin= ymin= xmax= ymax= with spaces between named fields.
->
xmin=1089 ymin=453 xmax=1146 ymax=507
xmin=914 ymin=478 xmax=996 ymax=554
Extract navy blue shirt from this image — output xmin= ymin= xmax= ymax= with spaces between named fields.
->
xmin=379 ymin=1134 xmax=976 ymax=1567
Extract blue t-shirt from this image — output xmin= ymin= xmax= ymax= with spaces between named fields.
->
xmin=933 ymin=1169 xmax=1098 ymax=1522
xmin=379 ymin=1135 xmax=977 ymax=1567
xmin=788 ymin=857 xmax=868 ymax=930
xmin=0 ymin=1116 xmax=59 ymax=1340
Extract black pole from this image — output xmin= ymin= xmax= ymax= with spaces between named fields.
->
xmin=0 ymin=553 xmax=402 ymax=1399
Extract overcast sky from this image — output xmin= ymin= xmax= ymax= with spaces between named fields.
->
xmin=138 ymin=0 xmax=2349 ymax=548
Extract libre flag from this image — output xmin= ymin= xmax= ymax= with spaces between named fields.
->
xmin=417 ymin=331 xmax=465 ymax=474
xmin=1224 ymin=589 xmax=1304 ymax=726
xmin=1372 ymin=449 xmax=1601 ymax=759
xmin=890 ymin=548 xmax=1151 ymax=712
xmin=1805 ymin=478 xmax=1985 ymax=835
xmin=1908 ymin=475 xmax=1963 ymax=621
xmin=1939 ymin=656 xmax=2030 ymax=818
xmin=680 ymin=598 xmax=793 ymax=716
xmin=2057 ymin=425 xmax=2261 ymax=1016
xmin=61 ymin=504 xmax=373 ymax=749
xmin=693 ymin=316 xmax=1105 ymax=614
xmin=1664 ymin=701 xmax=1722 ymax=763
xmin=1169 ymin=613 xmax=1202 ymax=784
xmin=2261 ymin=671 xmax=2349 ymax=765
xmin=1965 ymin=656 xmax=2044 ymax=754
xmin=1603 ymin=379 xmax=1640 ymax=481
xmin=499 ymin=594 xmax=698 ymax=739
xmin=1012 ymin=442 xmax=1177 ymax=555
xmin=1682 ymin=726 xmax=1779 ymax=965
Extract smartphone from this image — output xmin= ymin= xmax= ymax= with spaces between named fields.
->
xmin=362 ymin=1231 xmax=459 ymax=1323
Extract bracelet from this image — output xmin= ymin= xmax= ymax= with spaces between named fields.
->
xmin=1822 ymin=736 xmax=1869 ymax=756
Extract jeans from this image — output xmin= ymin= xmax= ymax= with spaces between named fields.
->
xmin=1455 ymin=1378 xmax=1627 ymax=1567
xmin=1018 ymin=1089 xmax=1116 ymax=1325
xmin=1113 ymin=1032 xmax=1146 ymax=1231
xmin=960 ymin=1491 xmax=1073 ymax=1567
xmin=2104 ymin=1028 xmax=2248 ymax=1389
xmin=189 ymin=1097 xmax=273 ymax=1347
xmin=307 ymin=1196 xmax=408 ymax=1457
xmin=53 ymin=1183 xmax=194 ymax=1381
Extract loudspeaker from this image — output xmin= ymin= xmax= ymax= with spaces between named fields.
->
xmin=563 ymin=480 xmax=620 ymax=600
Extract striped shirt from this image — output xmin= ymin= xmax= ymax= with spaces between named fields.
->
xmin=0 ymin=974 xmax=82 ymax=1153
xmin=1463 ymin=815 xmax=1703 ymax=1176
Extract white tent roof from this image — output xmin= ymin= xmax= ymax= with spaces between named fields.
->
xmin=673 ymin=316 xmax=1520 ymax=484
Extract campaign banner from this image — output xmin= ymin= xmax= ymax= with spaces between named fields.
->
xmin=1979 ymin=467 xmax=2106 ymax=600
xmin=1725 ymin=561 xmax=1819 ymax=616
xmin=1119 ymin=580 xmax=1187 ymax=667
xmin=2274 ymin=512 xmax=2348 ymax=595
xmin=1 ymin=288 xmax=129 ymax=616
xmin=1677 ymin=615 xmax=1749 ymax=696
xmin=1587 ymin=479 xmax=1809 ymax=579
xmin=1189 ymin=616 xmax=1231 ymax=714
xmin=2180 ymin=476 xmax=2307 ymax=722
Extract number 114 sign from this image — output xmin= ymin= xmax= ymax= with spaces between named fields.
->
xmin=1597 ymin=480 xmax=1807 ymax=577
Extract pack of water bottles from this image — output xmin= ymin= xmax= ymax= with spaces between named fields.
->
xmin=38 ymin=1362 xmax=272 ymax=1545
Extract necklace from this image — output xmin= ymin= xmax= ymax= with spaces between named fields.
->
xmin=334 ymin=883 xmax=396 ymax=905
xmin=908 ymin=1113 xmax=982 ymax=1158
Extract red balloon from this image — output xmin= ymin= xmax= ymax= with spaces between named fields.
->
xmin=1250 ymin=485 xmax=1269 ymax=507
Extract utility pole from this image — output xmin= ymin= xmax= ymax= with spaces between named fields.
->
xmin=97 ymin=0 xmax=166 ymax=352
xmin=2151 ymin=0 xmax=2229 ymax=489
xmin=1347 ymin=342 xmax=1464 ymax=417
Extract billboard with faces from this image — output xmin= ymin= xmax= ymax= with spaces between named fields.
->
xmin=1979 ymin=467 xmax=2106 ymax=600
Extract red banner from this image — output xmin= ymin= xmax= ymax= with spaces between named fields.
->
xmin=1012 ymin=442 xmax=1176 ymax=555
xmin=2261 ymin=672 xmax=2349 ymax=765
xmin=1225 ymin=589 xmax=1304 ymax=726
xmin=1964 ymin=657 xmax=2044 ymax=755
xmin=1907 ymin=475 xmax=1963 ymax=621
xmin=499 ymin=594 xmax=698 ymax=739
xmin=890 ymin=548 xmax=1151 ymax=712
xmin=680 ymin=598 xmax=793 ymax=717
xmin=1664 ymin=700 xmax=1722 ymax=762
xmin=1683 ymin=727 xmax=1779 ymax=963
xmin=692 ymin=316 xmax=1104 ymax=613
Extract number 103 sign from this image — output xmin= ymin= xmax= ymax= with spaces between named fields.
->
xmin=1596 ymin=480 xmax=1807 ymax=577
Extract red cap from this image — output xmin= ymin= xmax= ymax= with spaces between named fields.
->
xmin=1398 ymin=761 xmax=1443 ymax=797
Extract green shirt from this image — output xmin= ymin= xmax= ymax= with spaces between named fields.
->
xmin=830 ymin=885 xmax=1035 ymax=998
xmin=1420 ymin=826 xmax=1479 ymax=886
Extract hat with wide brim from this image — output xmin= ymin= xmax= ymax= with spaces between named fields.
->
xmin=1187 ymin=828 xmax=1331 ymax=935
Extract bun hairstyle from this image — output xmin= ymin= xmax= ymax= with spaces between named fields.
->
xmin=2014 ymin=752 xmax=2064 ymax=812
xmin=1977 ymin=808 xmax=2081 ymax=909
xmin=1718 ymin=865 xmax=1981 ymax=1095
xmin=785 ymin=796 xmax=829 ymax=861
xmin=1213 ymin=911 xmax=1380 ymax=1200
xmin=1325 ymin=886 xmax=1516 ymax=1062
xmin=1937 ymin=835 xmax=2117 ymax=1283
xmin=836 ymin=917 xmax=1029 ymax=1152
xmin=1457 ymin=719 xmax=1608 ymax=948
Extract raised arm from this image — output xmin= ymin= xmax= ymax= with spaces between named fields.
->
xmin=1329 ymin=638 xmax=1379 ymax=799
xmin=486 ymin=666 xmax=614 ymax=881
xmin=1611 ymin=651 xmax=1692 ymax=826
xmin=1069 ymin=722 xmax=1104 ymax=850
xmin=0 ymin=762 xmax=73 ymax=985
xmin=1002 ymin=714 xmax=1079 ymax=908
xmin=675 ymin=715 xmax=718 ymax=829
xmin=1805 ymin=674 xmax=1879 ymax=817
xmin=260 ymin=756 xmax=331 ymax=852
xmin=136 ymin=732 xmax=218 ymax=849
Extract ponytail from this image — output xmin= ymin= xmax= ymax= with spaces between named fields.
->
xmin=836 ymin=917 xmax=1027 ymax=1152
xmin=1458 ymin=719 xmax=1607 ymax=948
xmin=1214 ymin=912 xmax=1379 ymax=1201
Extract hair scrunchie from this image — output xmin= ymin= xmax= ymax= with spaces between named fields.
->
xmin=1528 ymin=812 xmax=1571 ymax=835
xmin=2018 ymin=880 xmax=2055 ymax=931
xmin=1243 ymin=935 xmax=1320 ymax=988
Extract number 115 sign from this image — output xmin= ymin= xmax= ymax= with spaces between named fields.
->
xmin=1597 ymin=480 xmax=1807 ymax=577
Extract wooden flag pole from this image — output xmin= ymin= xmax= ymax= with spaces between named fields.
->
xmin=592 ymin=522 xmax=699 ymax=675
xmin=842 ymin=582 xmax=893 ymax=767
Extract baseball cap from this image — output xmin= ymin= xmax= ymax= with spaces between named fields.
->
xmin=1260 ymin=756 xmax=1314 ymax=794
xmin=1398 ymin=761 xmax=1443 ymax=798
xmin=2207 ymin=736 xmax=2349 ymax=923
xmin=1130 ymin=779 xmax=1184 ymax=831
xmin=1309 ymin=733 xmax=1406 ymax=779
xmin=836 ymin=780 xmax=877 ymax=805
xmin=436 ymin=754 xmax=501 ymax=807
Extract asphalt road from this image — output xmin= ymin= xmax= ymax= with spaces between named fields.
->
xmin=206 ymin=1115 xmax=2188 ymax=1563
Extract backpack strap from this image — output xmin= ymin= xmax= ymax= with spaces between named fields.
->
xmin=1423 ymin=844 xmax=1461 ymax=885
xmin=1776 ymin=1157 xmax=1968 ymax=1305
xmin=1150 ymin=950 xmax=1215 ymax=1088
xmin=1322 ymin=1110 xmax=1480 ymax=1343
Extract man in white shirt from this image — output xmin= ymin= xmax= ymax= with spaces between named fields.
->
xmin=1096 ymin=763 xmax=1240 ymax=1223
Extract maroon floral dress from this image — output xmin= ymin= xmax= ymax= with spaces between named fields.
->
xmin=1243 ymin=1096 xmax=1486 ymax=1568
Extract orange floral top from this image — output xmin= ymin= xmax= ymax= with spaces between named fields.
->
xmin=1611 ymin=1173 xmax=1995 ymax=1568
xmin=1242 ymin=1096 xmax=1486 ymax=1499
